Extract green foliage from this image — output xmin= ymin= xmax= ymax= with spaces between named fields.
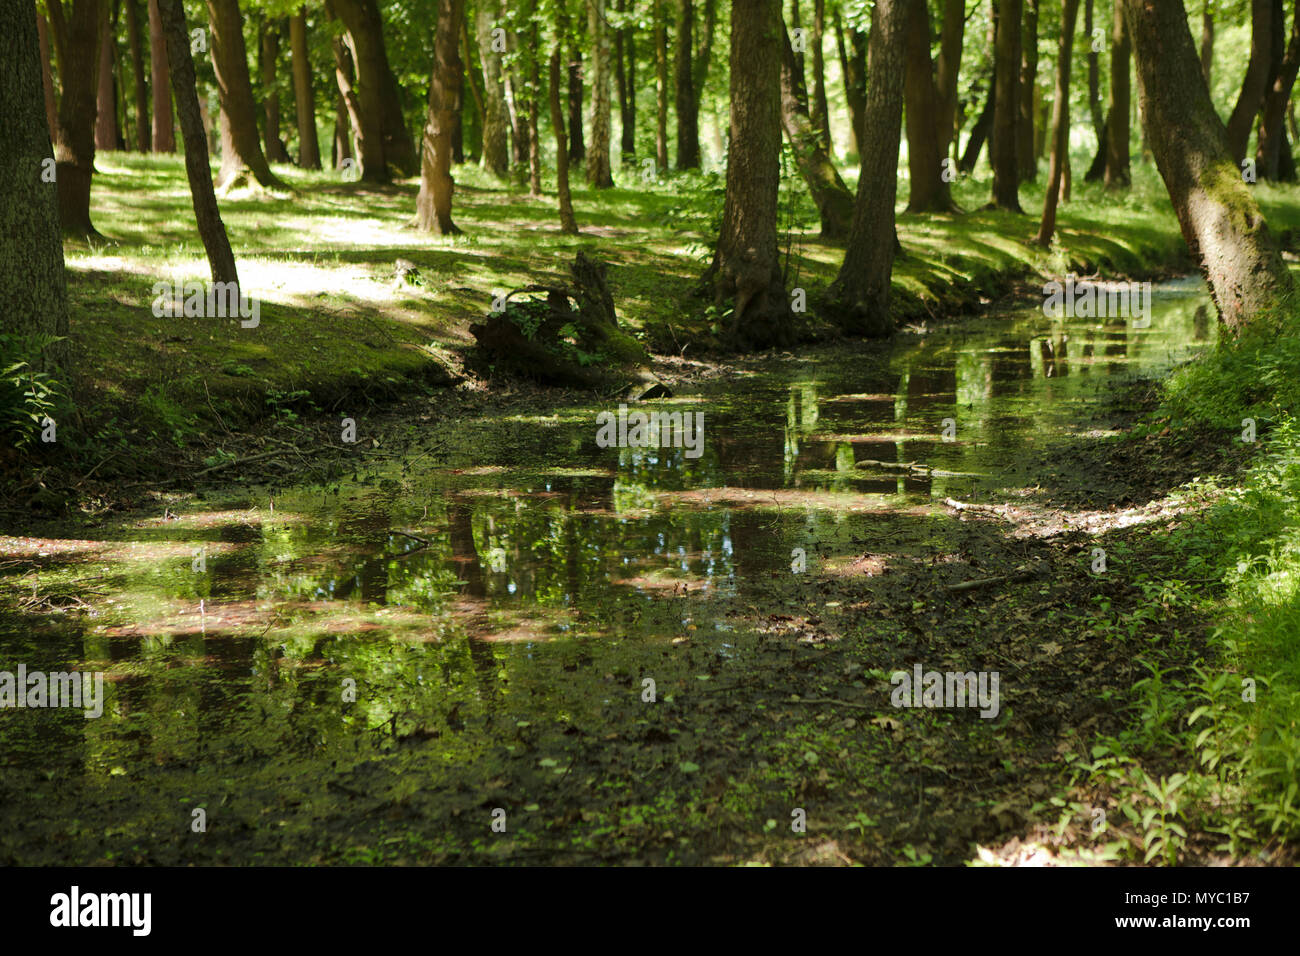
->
xmin=0 ymin=334 xmax=64 ymax=449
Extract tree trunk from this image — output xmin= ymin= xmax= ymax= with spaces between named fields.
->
xmin=416 ymin=0 xmax=465 ymax=235
xmin=676 ymin=0 xmax=701 ymax=168
xmin=1035 ymin=0 xmax=1079 ymax=245
xmin=568 ymin=44 xmax=585 ymax=160
xmin=462 ymin=15 xmax=485 ymax=161
xmin=587 ymin=0 xmax=615 ymax=185
xmin=833 ymin=8 xmax=866 ymax=155
xmin=330 ymin=1 xmax=387 ymax=181
xmin=905 ymin=0 xmax=954 ymax=211
xmin=148 ymin=0 xmax=174 ymax=151
xmin=1227 ymin=0 xmax=1274 ymax=162
xmin=330 ymin=0 xmax=417 ymax=177
xmin=1086 ymin=0 xmax=1102 ymax=137
xmin=708 ymin=0 xmax=792 ymax=350
xmin=1200 ymin=0 xmax=1214 ymax=83
xmin=1127 ymin=0 xmax=1293 ymax=332
xmin=49 ymin=0 xmax=108 ymax=236
xmin=810 ymin=0 xmax=831 ymax=149
xmin=95 ymin=5 xmax=119 ymax=151
xmin=526 ymin=20 xmax=542 ymax=195
xmin=827 ymin=0 xmax=909 ymax=337
xmin=991 ymin=0 xmax=1022 ymax=210
xmin=549 ymin=41 xmax=579 ymax=233
xmin=126 ymin=0 xmax=150 ymax=151
xmin=779 ymin=19 xmax=855 ymax=236
xmin=476 ymin=0 xmax=510 ymax=177
xmin=158 ymin=0 xmax=238 ymax=284
xmin=616 ymin=0 xmax=636 ymax=161
xmin=1018 ymin=0 xmax=1039 ymax=181
xmin=959 ymin=84 xmax=995 ymax=172
xmin=654 ymin=0 xmax=668 ymax=171
xmin=1256 ymin=0 xmax=1299 ymax=181
xmin=260 ymin=19 xmax=290 ymax=163
xmin=935 ymin=0 xmax=965 ymax=161
xmin=333 ymin=90 xmax=352 ymax=167
xmin=290 ymin=10 xmax=321 ymax=169
xmin=1 ymin=0 xmax=70 ymax=373
xmin=37 ymin=15 xmax=59 ymax=140
xmin=207 ymin=0 xmax=283 ymax=190
xmin=1103 ymin=0 xmax=1131 ymax=187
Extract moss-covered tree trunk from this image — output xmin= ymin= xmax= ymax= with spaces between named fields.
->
xmin=707 ymin=0 xmax=792 ymax=349
xmin=1128 ymin=0 xmax=1294 ymax=332
xmin=416 ymin=0 xmax=465 ymax=235
xmin=1 ymin=0 xmax=70 ymax=372
xmin=159 ymin=0 xmax=238 ymax=285
xmin=826 ymin=0 xmax=909 ymax=337
xmin=779 ymin=21 xmax=854 ymax=237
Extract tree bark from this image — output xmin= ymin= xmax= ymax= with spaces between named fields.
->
xmin=676 ymin=0 xmax=701 ymax=167
xmin=904 ymin=0 xmax=955 ymax=210
xmin=126 ymin=0 xmax=150 ymax=151
xmin=330 ymin=0 xmax=417 ymax=177
xmin=1227 ymin=0 xmax=1274 ymax=163
xmin=810 ymin=0 xmax=831 ymax=149
xmin=1127 ymin=0 xmax=1294 ymax=332
xmin=827 ymin=0 xmax=910 ymax=337
xmin=37 ymin=15 xmax=59 ymax=140
xmin=1256 ymin=0 xmax=1299 ymax=180
xmin=959 ymin=83 xmax=995 ymax=172
xmin=587 ymin=0 xmax=615 ymax=185
xmin=935 ymin=0 xmax=965 ymax=161
xmin=148 ymin=0 xmax=174 ymax=151
xmin=260 ymin=19 xmax=290 ymax=163
xmin=1035 ymin=0 xmax=1079 ymax=245
xmin=1018 ymin=0 xmax=1039 ymax=181
xmin=207 ymin=0 xmax=283 ymax=190
xmin=654 ymin=0 xmax=668 ymax=170
xmin=290 ymin=10 xmax=321 ymax=169
xmin=476 ymin=0 xmax=510 ymax=177
xmin=333 ymin=89 xmax=352 ymax=167
xmin=833 ymin=8 xmax=866 ymax=155
xmin=95 ymin=4 xmax=119 ymax=151
xmin=1103 ymin=0 xmax=1131 ymax=187
xmin=991 ymin=0 xmax=1023 ymax=209
xmin=779 ymin=19 xmax=855 ymax=236
xmin=707 ymin=0 xmax=792 ymax=350
xmin=616 ymin=0 xmax=636 ymax=160
xmin=549 ymin=41 xmax=579 ymax=233
xmin=568 ymin=43 xmax=585 ymax=160
xmin=158 ymin=0 xmax=238 ymax=284
xmin=1200 ymin=0 xmax=1214 ymax=83
xmin=1 ymin=0 xmax=70 ymax=373
xmin=1086 ymin=0 xmax=1102 ymax=137
xmin=49 ymin=0 xmax=108 ymax=236
xmin=416 ymin=0 xmax=465 ymax=235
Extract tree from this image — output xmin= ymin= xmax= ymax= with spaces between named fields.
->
xmin=207 ymin=0 xmax=284 ymax=190
xmin=654 ymin=0 xmax=668 ymax=170
xmin=148 ymin=0 xmax=174 ymax=152
xmin=46 ymin=0 xmax=109 ymax=236
xmin=615 ymin=0 xmax=636 ymax=161
xmin=95 ymin=4 xmax=120 ymax=151
xmin=568 ymin=39 xmax=586 ymax=160
xmin=1103 ymin=0 xmax=1131 ymax=188
xmin=290 ymin=9 xmax=321 ymax=169
xmin=1018 ymin=0 xmax=1039 ymax=182
xmin=1086 ymin=0 xmax=1102 ymax=138
xmin=935 ymin=0 xmax=966 ymax=161
xmin=1256 ymin=0 xmax=1300 ymax=181
xmin=676 ymin=0 xmax=700 ymax=167
xmin=833 ymin=8 xmax=866 ymax=155
xmin=587 ymin=0 xmax=615 ymax=186
xmin=1226 ymin=0 xmax=1273 ymax=162
xmin=1127 ymin=0 xmax=1294 ymax=331
xmin=904 ymin=0 xmax=955 ymax=211
xmin=1201 ymin=0 xmax=1214 ymax=82
xmin=549 ymin=37 xmax=579 ymax=233
xmin=125 ymin=0 xmax=150 ymax=151
xmin=1 ymin=0 xmax=70 ymax=373
xmin=827 ymin=0 xmax=910 ymax=336
xmin=158 ymin=0 xmax=238 ymax=284
xmin=417 ymin=0 xmax=466 ymax=235
xmin=707 ymin=0 xmax=792 ymax=349
xmin=991 ymin=0 xmax=1023 ymax=210
xmin=260 ymin=19 xmax=291 ymax=163
xmin=779 ymin=19 xmax=854 ymax=236
xmin=1035 ymin=0 xmax=1079 ymax=245
xmin=810 ymin=0 xmax=831 ymax=148
xmin=477 ymin=0 xmax=510 ymax=177
xmin=330 ymin=0 xmax=418 ymax=176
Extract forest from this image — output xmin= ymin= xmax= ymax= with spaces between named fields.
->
xmin=1 ymin=0 xmax=1299 ymax=871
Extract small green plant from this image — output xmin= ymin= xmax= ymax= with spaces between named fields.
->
xmin=0 ymin=333 xmax=63 ymax=449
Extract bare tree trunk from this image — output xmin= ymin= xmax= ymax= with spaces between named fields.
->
xmin=935 ymin=0 xmax=966 ymax=161
xmin=126 ymin=0 xmax=150 ymax=151
xmin=549 ymin=40 xmax=579 ymax=233
xmin=1227 ymin=0 xmax=1274 ymax=162
xmin=1 ymin=0 xmax=70 ymax=373
xmin=676 ymin=0 xmax=701 ymax=167
xmin=416 ymin=0 xmax=465 ymax=235
xmin=833 ymin=8 xmax=866 ymax=155
xmin=1128 ymin=0 xmax=1293 ymax=332
xmin=707 ymin=0 xmax=792 ymax=350
xmin=1086 ymin=0 xmax=1102 ymax=137
xmin=260 ymin=19 xmax=290 ymax=163
xmin=810 ymin=0 xmax=831 ymax=149
xmin=1200 ymin=0 xmax=1214 ymax=82
xmin=959 ymin=84 xmax=994 ymax=172
xmin=588 ymin=0 xmax=615 ymax=185
xmin=158 ymin=0 xmax=238 ymax=284
xmin=1256 ymin=0 xmax=1299 ymax=180
xmin=1104 ymin=0 xmax=1131 ymax=187
xmin=95 ymin=5 xmax=119 ymax=151
xmin=48 ymin=0 xmax=108 ymax=236
xmin=779 ymin=19 xmax=854 ymax=236
xmin=568 ymin=43 xmax=585 ymax=160
xmin=147 ymin=0 xmax=173 ymax=151
xmin=333 ymin=90 xmax=352 ymax=167
xmin=991 ymin=0 xmax=1022 ymax=209
xmin=207 ymin=0 xmax=283 ymax=190
xmin=330 ymin=0 xmax=417 ymax=176
xmin=37 ymin=14 xmax=59 ymax=140
xmin=476 ymin=0 xmax=510 ymax=177
xmin=828 ymin=0 xmax=910 ymax=337
xmin=1018 ymin=0 xmax=1039 ymax=181
xmin=654 ymin=0 xmax=668 ymax=170
xmin=1036 ymin=0 xmax=1079 ymax=245
xmin=290 ymin=9 xmax=321 ymax=169
xmin=905 ymin=0 xmax=954 ymax=210
xmin=616 ymin=0 xmax=636 ymax=161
